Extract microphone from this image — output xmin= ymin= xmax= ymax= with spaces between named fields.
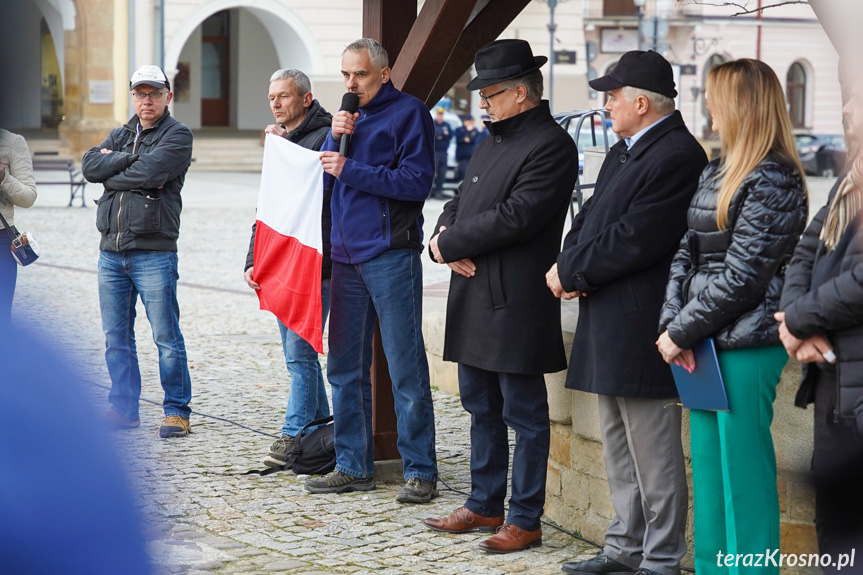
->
xmin=339 ymin=92 xmax=360 ymax=156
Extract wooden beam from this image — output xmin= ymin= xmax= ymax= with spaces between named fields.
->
xmin=390 ymin=0 xmax=478 ymax=100
xmin=425 ymin=0 xmax=534 ymax=107
xmin=362 ymin=0 xmax=418 ymax=465
xmin=363 ymin=0 xmax=416 ymax=64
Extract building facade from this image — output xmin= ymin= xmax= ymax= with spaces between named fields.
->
xmin=583 ymin=0 xmax=843 ymax=143
xmin=2 ymin=0 xmax=589 ymax=157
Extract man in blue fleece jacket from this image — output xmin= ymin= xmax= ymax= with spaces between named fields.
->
xmin=305 ymin=38 xmax=439 ymax=503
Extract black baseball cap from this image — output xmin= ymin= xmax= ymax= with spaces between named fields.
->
xmin=589 ymin=50 xmax=677 ymax=98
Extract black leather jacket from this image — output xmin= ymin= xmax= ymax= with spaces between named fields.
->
xmin=82 ymin=110 xmax=193 ymax=252
xmin=659 ymin=156 xmax=807 ymax=350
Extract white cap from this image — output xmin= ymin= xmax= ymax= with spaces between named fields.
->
xmin=130 ymin=65 xmax=169 ymax=90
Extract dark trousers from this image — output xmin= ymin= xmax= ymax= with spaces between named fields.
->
xmin=813 ymin=370 xmax=863 ymax=573
xmin=0 ymin=229 xmax=17 ymax=324
xmin=433 ymin=151 xmax=448 ymax=193
xmin=458 ymin=363 xmax=549 ymax=531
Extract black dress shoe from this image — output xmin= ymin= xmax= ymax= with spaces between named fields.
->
xmin=562 ymin=554 xmax=635 ymax=575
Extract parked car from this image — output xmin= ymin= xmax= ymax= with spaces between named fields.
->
xmin=795 ymin=133 xmax=846 ymax=178
xmin=554 ymin=110 xmax=618 ymax=172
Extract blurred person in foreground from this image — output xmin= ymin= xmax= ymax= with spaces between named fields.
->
xmin=243 ymin=69 xmax=333 ymax=469
xmin=82 ymin=65 xmax=194 ymax=438
xmin=657 ymin=59 xmax=808 ymax=575
xmin=776 ymin=61 xmax=863 ymax=571
xmin=0 ymin=326 xmax=152 ymax=575
xmin=0 ymin=129 xmax=37 ymax=323
xmin=551 ymin=50 xmax=707 ymax=575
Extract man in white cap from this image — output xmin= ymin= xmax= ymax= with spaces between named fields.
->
xmin=82 ymin=65 xmax=194 ymax=438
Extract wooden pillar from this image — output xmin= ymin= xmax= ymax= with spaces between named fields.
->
xmin=362 ymin=0 xmax=417 ymax=462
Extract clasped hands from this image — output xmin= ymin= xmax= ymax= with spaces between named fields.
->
xmin=774 ymin=311 xmax=836 ymax=364
xmin=430 ymin=226 xmax=476 ymax=278
xmin=545 ymin=263 xmax=585 ymax=300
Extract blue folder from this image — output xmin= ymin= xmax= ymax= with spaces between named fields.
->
xmin=669 ymin=338 xmax=730 ymax=412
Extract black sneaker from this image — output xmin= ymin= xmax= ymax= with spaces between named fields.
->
xmin=305 ymin=470 xmax=375 ymax=493
xmin=262 ymin=435 xmax=295 ymax=468
xmin=396 ymin=477 xmax=439 ymax=503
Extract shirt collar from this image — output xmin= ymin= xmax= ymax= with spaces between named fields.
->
xmin=624 ymin=113 xmax=672 ymax=150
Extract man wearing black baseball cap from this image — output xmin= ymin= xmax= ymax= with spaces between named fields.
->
xmin=547 ymin=50 xmax=707 ymax=575
xmin=424 ymin=39 xmax=578 ymax=553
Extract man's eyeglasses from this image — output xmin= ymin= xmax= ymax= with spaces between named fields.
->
xmin=479 ymin=88 xmax=508 ymax=106
xmin=131 ymin=91 xmax=166 ymax=101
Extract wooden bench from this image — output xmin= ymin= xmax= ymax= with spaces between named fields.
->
xmin=32 ymin=153 xmax=87 ymax=207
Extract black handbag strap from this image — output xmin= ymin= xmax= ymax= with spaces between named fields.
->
xmin=0 ymin=209 xmax=16 ymax=237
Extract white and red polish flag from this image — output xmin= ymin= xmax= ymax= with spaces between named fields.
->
xmin=253 ymin=134 xmax=324 ymax=352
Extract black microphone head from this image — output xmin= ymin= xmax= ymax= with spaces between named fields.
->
xmin=341 ymin=92 xmax=360 ymax=114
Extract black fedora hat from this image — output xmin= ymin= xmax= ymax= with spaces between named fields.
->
xmin=589 ymin=50 xmax=677 ymax=99
xmin=467 ymin=39 xmax=548 ymax=91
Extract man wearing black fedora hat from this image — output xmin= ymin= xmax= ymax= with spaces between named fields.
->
xmin=424 ymin=39 xmax=578 ymax=554
xmin=547 ymin=50 xmax=707 ymax=575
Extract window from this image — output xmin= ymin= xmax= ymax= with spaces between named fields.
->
xmin=787 ymin=62 xmax=807 ymax=128
xmin=603 ymin=0 xmax=637 ymax=17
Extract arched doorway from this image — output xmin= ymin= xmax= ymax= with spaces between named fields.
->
xmin=166 ymin=2 xmax=322 ymax=131
xmin=0 ymin=0 xmax=70 ymax=133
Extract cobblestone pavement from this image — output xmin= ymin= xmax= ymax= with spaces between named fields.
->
xmin=13 ymin=172 xmax=597 ymax=575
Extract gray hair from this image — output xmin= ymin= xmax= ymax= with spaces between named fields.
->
xmin=269 ymin=69 xmax=312 ymax=96
xmin=499 ymin=70 xmax=544 ymax=102
xmin=343 ymin=38 xmax=389 ymax=68
xmin=622 ymin=86 xmax=675 ymax=115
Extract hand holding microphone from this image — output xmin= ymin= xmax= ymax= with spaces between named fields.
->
xmin=321 ymin=92 xmax=360 ymax=178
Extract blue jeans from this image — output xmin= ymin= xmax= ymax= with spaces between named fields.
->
xmin=0 ymin=229 xmax=16 ymax=325
xmin=458 ymin=364 xmax=550 ymax=531
xmin=327 ymin=249 xmax=437 ymax=481
xmin=98 ymin=250 xmax=192 ymax=420
xmin=279 ymin=278 xmax=331 ymax=437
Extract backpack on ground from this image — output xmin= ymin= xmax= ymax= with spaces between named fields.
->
xmin=285 ymin=415 xmax=336 ymax=475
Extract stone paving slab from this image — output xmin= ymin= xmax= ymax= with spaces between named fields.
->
xmin=14 ymin=173 xmax=596 ymax=575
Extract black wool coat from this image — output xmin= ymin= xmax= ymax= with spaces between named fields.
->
xmin=432 ymin=102 xmax=578 ymax=375
xmin=557 ymin=111 xmax=707 ymax=398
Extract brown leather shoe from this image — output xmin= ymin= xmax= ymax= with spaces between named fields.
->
xmin=104 ymin=408 xmax=140 ymax=429
xmin=478 ymin=522 xmax=542 ymax=553
xmin=423 ymin=506 xmax=504 ymax=533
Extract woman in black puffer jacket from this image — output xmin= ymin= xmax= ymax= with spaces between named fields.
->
xmin=776 ymin=68 xmax=863 ymax=566
xmin=656 ymin=59 xmax=807 ymax=575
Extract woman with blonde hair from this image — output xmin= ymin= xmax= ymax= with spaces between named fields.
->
xmin=656 ymin=59 xmax=808 ymax=574
xmin=776 ymin=66 xmax=863 ymax=569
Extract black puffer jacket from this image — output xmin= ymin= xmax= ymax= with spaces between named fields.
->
xmin=780 ymin=176 xmax=863 ymax=424
xmin=245 ymin=100 xmax=333 ymax=279
xmin=659 ymin=155 xmax=807 ymax=350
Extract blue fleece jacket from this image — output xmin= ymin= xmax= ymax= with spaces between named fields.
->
xmin=325 ymin=81 xmax=435 ymax=264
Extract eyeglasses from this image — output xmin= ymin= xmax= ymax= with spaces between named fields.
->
xmin=479 ymin=88 xmax=508 ymax=106
xmin=131 ymin=91 xmax=166 ymax=101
